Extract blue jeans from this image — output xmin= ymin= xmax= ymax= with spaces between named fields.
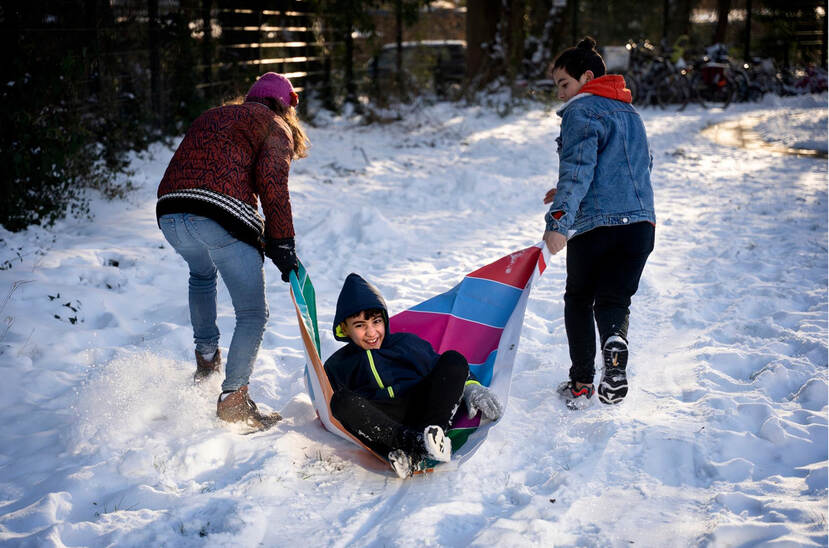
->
xmin=159 ymin=213 xmax=268 ymax=391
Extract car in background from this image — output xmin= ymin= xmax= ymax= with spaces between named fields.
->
xmin=368 ymin=40 xmax=466 ymax=97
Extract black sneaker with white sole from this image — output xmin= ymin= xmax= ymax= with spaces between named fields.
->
xmin=598 ymin=335 xmax=628 ymax=404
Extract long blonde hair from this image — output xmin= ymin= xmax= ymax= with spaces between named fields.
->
xmin=277 ymin=102 xmax=310 ymax=159
xmin=246 ymin=96 xmax=309 ymax=159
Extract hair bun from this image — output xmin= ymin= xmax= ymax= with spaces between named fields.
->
xmin=577 ymin=36 xmax=597 ymax=50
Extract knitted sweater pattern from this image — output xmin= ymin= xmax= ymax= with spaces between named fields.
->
xmin=157 ymin=102 xmax=295 ymax=251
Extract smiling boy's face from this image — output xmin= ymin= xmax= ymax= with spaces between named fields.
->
xmin=343 ymin=310 xmax=385 ymax=350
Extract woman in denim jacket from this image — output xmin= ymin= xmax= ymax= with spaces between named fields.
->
xmin=542 ymin=37 xmax=656 ymax=410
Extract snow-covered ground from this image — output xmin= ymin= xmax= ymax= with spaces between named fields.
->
xmin=753 ymin=106 xmax=828 ymax=153
xmin=0 ymin=93 xmax=826 ymax=547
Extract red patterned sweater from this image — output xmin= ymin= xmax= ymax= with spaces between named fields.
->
xmin=156 ymin=101 xmax=295 ymax=256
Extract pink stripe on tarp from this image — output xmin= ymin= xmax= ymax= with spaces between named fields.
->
xmin=440 ymin=317 xmax=502 ymax=363
xmin=466 ymin=245 xmax=541 ymax=289
xmin=391 ymin=310 xmax=503 ymax=365
xmin=450 ymin=414 xmax=481 ymax=429
xmin=389 ymin=310 xmax=449 ymax=349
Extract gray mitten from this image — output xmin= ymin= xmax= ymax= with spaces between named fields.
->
xmin=463 ymin=383 xmax=503 ymax=421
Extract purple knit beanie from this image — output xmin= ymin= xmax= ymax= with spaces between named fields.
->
xmin=245 ymin=72 xmax=299 ymax=108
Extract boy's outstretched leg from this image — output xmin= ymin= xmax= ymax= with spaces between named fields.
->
xmin=331 ymin=389 xmax=438 ymax=476
xmin=388 ymin=425 xmax=450 ymax=478
xmin=331 ymin=389 xmax=408 ymax=454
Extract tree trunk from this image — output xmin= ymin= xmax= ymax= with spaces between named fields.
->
xmin=466 ymin=0 xmax=500 ymax=82
xmin=148 ymin=0 xmax=161 ymax=128
xmin=343 ymin=13 xmax=357 ymax=107
xmin=570 ymin=0 xmax=579 ymax=45
xmin=201 ymin=0 xmax=213 ymax=86
xmin=507 ymin=0 xmax=526 ymax=81
xmin=675 ymin=0 xmax=693 ymax=39
xmin=713 ymin=0 xmax=730 ymax=44
xmin=85 ymin=0 xmax=100 ymax=95
xmin=743 ymin=0 xmax=752 ymax=60
xmin=823 ymin=6 xmax=828 ymax=68
xmin=395 ymin=0 xmax=405 ymax=98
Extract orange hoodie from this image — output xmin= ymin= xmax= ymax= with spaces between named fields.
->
xmin=579 ymin=75 xmax=632 ymax=103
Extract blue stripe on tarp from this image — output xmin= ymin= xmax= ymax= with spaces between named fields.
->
xmin=469 ymin=350 xmax=497 ymax=386
xmin=304 ymin=366 xmax=316 ymax=402
xmin=410 ymin=277 xmax=522 ymax=329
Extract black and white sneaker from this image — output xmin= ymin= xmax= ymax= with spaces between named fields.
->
xmin=423 ymin=425 xmax=451 ymax=462
xmin=598 ymin=335 xmax=629 ymax=404
xmin=558 ymin=380 xmax=595 ymax=410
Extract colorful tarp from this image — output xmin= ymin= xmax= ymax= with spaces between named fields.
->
xmin=290 ymin=243 xmax=548 ymax=465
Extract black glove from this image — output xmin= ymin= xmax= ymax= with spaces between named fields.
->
xmin=266 ymin=237 xmax=298 ymax=283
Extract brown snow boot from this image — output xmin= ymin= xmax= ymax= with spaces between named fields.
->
xmin=216 ymin=385 xmax=281 ymax=431
xmin=194 ymin=348 xmax=221 ymax=383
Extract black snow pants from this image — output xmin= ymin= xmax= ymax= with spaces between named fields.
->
xmin=329 ymin=350 xmax=469 ymax=458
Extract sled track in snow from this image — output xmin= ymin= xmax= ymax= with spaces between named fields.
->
xmin=334 ymin=479 xmax=413 ymax=547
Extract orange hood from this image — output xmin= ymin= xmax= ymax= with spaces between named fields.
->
xmin=579 ymin=75 xmax=632 ymax=103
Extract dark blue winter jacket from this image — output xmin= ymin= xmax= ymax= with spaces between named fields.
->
xmin=324 ymin=273 xmax=443 ymax=400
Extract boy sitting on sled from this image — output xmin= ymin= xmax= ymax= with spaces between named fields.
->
xmin=324 ymin=273 xmax=502 ymax=478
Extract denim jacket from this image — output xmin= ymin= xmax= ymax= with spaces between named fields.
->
xmin=545 ymin=80 xmax=655 ymax=237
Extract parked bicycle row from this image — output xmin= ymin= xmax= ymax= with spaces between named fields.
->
xmin=614 ymin=39 xmax=828 ymax=110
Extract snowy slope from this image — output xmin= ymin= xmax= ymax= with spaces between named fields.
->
xmin=0 ymin=94 xmax=826 ymax=547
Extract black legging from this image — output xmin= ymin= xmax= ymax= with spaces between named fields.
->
xmin=564 ymin=222 xmax=654 ymax=384
xmin=329 ymin=350 xmax=469 ymax=457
